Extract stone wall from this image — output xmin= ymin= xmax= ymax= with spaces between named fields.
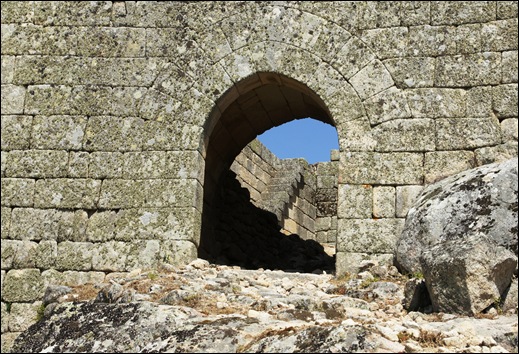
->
xmin=1 ymin=1 xmax=518 ymax=349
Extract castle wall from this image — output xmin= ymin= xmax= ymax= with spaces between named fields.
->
xmin=1 ymin=2 xmax=518 ymax=349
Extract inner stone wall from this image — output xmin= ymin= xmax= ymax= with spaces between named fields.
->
xmin=1 ymin=2 xmax=518 ymax=351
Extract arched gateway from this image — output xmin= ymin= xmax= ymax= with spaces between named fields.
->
xmin=2 ymin=2 xmax=516 ymax=340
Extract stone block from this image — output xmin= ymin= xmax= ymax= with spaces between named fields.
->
xmin=317 ymin=175 xmax=336 ymax=189
xmin=61 ymin=271 xmax=105 ymax=287
xmin=481 ymin=19 xmax=518 ymax=52
xmin=91 ymin=241 xmax=129 ymax=272
xmin=138 ymin=88 xmax=181 ymax=123
xmin=14 ymin=56 xmax=163 ymax=87
xmin=1 ymin=24 xmax=77 ymax=56
xmin=407 ymin=88 xmax=466 ymax=118
xmin=8 ymin=301 xmax=42 ymax=332
xmin=338 ymin=184 xmax=372 ymax=219
xmin=57 ymin=210 xmax=88 ymax=243
xmin=497 ymin=1 xmax=518 ymax=19
xmin=408 ymin=25 xmax=456 ymax=56
xmin=6 ymin=150 xmax=68 ymax=178
xmin=383 ymin=57 xmax=435 ymax=89
xmin=126 ymin=240 xmax=162 ymax=270
xmin=89 ymin=152 xmax=124 ymax=179
xmin=2 ymin=269 xmax=45 ymax=302
xmin=33 ymin=1 xmax=112 ymax=26
xmin=435 ymin=53 xmax=501 ymax=87
xmin=431 ymin=1 xmax=495 ymax=25
xmin=123 ymin=152 xmax=166 ymax=179
xmin=337 ymin=118 xmax=376 ymax=152
xmin=337 ymin=218 xmax=405 ymax=253
xmin=372 ymin=119 xmax=435 ymax=152
xmin=25 ymin=85 xmax=113 ymax=116
xmin=34 ymin=179 xmax=101 ymax=209
xmin=84 ymin=116 xmax=145 ymax=152
xmin=32 ymin=240 xmax=57 ymax=269
xmin=76 ymin=26 xmax=145 ymax=57
xmin=339 ymin=152 xmax=424 ymax=185
xmin=349 ymin=60 xmax=394 ymax=100
xmin=112 ymin=87 xmax=148 ymax=118
xmin=355 ymin=2 xmax=402 ymax=29
xmin=0 ymin=85 xmax=25 ymax=114
xmin=31 ymin=115 xmax=87 ymax=150
xmin=1 ymin=178 xmax=34 ymax=207
xmin=10 ymin=208 xmax=57 ymax=241
xmin=501 ymin=118 xmax=518 ymax=141
xmin=475 ymin=142 xmax=518 ymax=166
xmin=1 ymin=239 xmax=18 ymax=269
xmin=332 ymin=36 xmax=376 ymax=79
xmin=86 ymin=211 xmax=117 ymax=242
xmin=1 ymin=332 xmax=21 ymax=354
xmin=466 ymin=86 xmax=493 ymax=118
xmin=165 ymin=151 xmax=205 ymax=184
xmin=161 ymin=240 xmax=197 ymax=267
xmin=373 ymin=186 xmax=395 ymax=218
xmin=335 ymin=252 xmax=394 ymax=276
xmin=360 ymin=27 xmax=408 ymax=59
xmin=396 ymin=186 xmax=424 ymax=218
xmin=68 ymin=152 xmax=89 ymax=178
xmin=56 ymin=242 xmax=93 ymax=271
xmin=1 ymin=207 xmax=11 ymax=239
xmin=502 ymin=51 xmax=518 ymax=84
xmin=436 ymin=118 xmax=502 ymax=150
xmin=1 ymin=55 xmax=15 ymax=84
xmin=11 ymin=240 xmax=38 ymax=269
xmin=455 ymin=23 xmax=481 ymax=54
xmin=1 ymin=1 xmax=34 ymax=23
xmin=315 ymin=217 xmax=332 ymax=232
xmin=316 ymin=161 xmax=338 ymax=176
xmin=98 ymin=179 xmax=202 ymax=210
xmin=1 ymin=151 xmax=6 ymax=177
xmin=493 ymin=84 xmax=518 ymax=118
xmin=1 ymin=115 xmax=32 ymax=150
xmin=424 ymin=151 xmax=476 ymax=184
xmin=1 ymin=301 xmax=9 ymax=333
xmin=364 ymin=87 xmax=412 ymax=125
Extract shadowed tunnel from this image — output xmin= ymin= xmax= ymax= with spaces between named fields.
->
xmin=199 ymin=72 xmax=336 ymax=272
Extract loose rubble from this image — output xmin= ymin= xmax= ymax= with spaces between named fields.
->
xmin=12 ymin=259 xmax=518 ymax=353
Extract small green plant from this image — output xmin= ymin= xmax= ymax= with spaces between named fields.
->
xmin=5 ymin=302 xmax=12 ymax=313
xmin=147 ymin=272 xmax=158 ymax=280
xmin=360 ymin=276 xmax=380 ymax=289
xmin=35 ymin=303 xmax=46 ymax=322
xmin=408 ymin=271 xmax=424 ymax=279
xmin=493 ymin=296 xmax=503 ymax=315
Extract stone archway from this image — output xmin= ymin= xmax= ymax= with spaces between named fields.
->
xmin=199 ymin=72 xmax=337 ymax=271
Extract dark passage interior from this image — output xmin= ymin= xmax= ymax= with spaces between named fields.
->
xmin=199 ymin=72 xmax=336 ymax=273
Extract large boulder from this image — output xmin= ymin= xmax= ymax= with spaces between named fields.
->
xmin=395 ymin=158 xmax=518 ymax=314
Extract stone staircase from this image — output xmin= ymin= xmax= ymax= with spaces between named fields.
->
xmin=258 ymin=160 xmax=307 ymax=224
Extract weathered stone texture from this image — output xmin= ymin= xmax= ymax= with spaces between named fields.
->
xmin=1 ymin=85 xmax=25 ymax=114
xmin=2 ymin=269 xmax=45 ymax=302
xmin=383 ymin=57 xmax=435 ymax=89
xmin=502 ymin=51 xmax=519 ymax=83
xmin=31 ymin=115 xmax=86 ymax=150
xmin=436 ymin=118 xmax=502 ymax=150
xmin=1 ymin=115 xmax=33 ymax=151
xmin=372 ymin=119 xmax=435 ymax=152
xmin=1 ymin=207 xmax=11 ymax=239
xmin=1 ymin=178 xmax=35 ymax=207
xmin=337 ymin=184 xmax=372 ymax=219
xmin=493 ymin=84 xmax=519 ymax=118
xmin=337 ymin=218 xmax=405 ymax=254
xmin=501 ymin=119 xmax=519 ymax=141
xmin=364 ymin=87 xmax=412 ymax=125
xmin=34 ymin=179 xmax=101 ymax=209
xmin=431 ymin=1 xmax=496 ymax=25
xmin=8 ymin=302 xmax=42 ymax=333
xmin=340 ymin=152 xmax=424 ymax=185
xmin=407 ymin=88 xmax=466 ymax=118
xmin=373 ymin=186 xmax=396 ymax=218
xmin=396 ymin=185 xmax=423 ymax=218
xmin=435 ymin=53 xmax=502 ymax=87
xmin=424 ymin=151 xmax=476 ymax=184
xmin=6 ymin=150 xmax=69 ymax=178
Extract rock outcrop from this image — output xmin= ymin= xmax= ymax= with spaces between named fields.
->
xmin=396 ymin=158 xmax=518 ymax=315
xmin=10 ymin=260 xmax=519 ymax=353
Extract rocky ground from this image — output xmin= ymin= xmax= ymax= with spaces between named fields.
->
xmin=12 ymin=257 xmax=518 ymax=353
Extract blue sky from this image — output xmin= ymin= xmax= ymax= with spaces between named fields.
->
xmin=257 ymin=118 xmax=339 ymax=164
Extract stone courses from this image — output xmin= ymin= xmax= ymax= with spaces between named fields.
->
xmin=1 ymin=2 xmax=518 ymax=347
